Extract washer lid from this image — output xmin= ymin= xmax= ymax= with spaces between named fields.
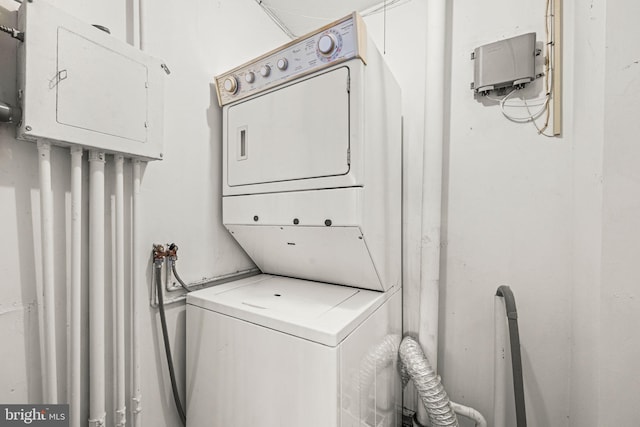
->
xmin=186 ymin=274 xmax=389 ymax=347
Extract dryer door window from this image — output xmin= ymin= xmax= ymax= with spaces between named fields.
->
xmin=226 ymin=67 xmax=350 ymax=187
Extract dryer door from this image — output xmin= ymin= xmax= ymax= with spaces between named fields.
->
xmin=226 ymin=66 xmax=350 ymax=187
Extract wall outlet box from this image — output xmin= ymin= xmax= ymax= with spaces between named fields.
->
xmin=17 ymin=0 xmax=166 ymax=160
xmin=471 ymin=32 xmax=536 ymax=95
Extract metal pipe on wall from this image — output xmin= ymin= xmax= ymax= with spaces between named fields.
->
xmin=131 ymin=159 xmax=143 ymax=426
xmin=37 ymin=140 xmax=58 ymax=404
xmin=0 ymin=100 xmax=21 ymax=123
xmin=70 ymin=146 xmax=83 ymax=427
xmin=133 ymin=1 xmax=146 ymax=422
xmin=89 ymin=150 xmax=106 ymax=427
xmin=138 ymin=0 xmax=146 ymax=51
xmin=115 ymin=155 xmax=127 ymax=427
xmin=417 ymin=0 xmax=447 ymax=425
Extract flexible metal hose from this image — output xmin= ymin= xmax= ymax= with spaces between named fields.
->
xmin=155 ymin=262 xmax=187 ymax=425
xmin=399 ymin=336 xmax=459 ymax=427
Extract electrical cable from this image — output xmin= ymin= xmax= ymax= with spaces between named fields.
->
xmin=485 ymin=92 xmax=549 ymax=106
xmin=254 ymin=0 xmax=297 ymax=38
xmin=155 ymin=261 xmax=187 ymax=426
xmin=499 ymin=89 xmax=549 ymax=123
xmin=496 ymin=286 xmax=527 ymax=427
xmin=362 ymin=0 xmax=411 ymax=17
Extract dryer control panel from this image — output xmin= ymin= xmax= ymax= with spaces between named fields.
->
xmin=214 ymin=12 xmax=367 ymax=106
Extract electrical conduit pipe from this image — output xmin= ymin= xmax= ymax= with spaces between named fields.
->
xmin=131 ymin=0 xmax=146 ymax=422
xmin=131 ymin=159 xmax=143 ymax=425
xmin=70 ymin=146 xmax=83 ymax=427
xmin=37 ymin=140 xmax=58 ymax=403
xmin=89 ymin=150 xmax=106 ymax=427
xmin=0 ymin=100 xmax=20 ymax=123
xmin=417 ymin=0 xmax=446 ymax=424
xmin=115 ymin=155 xmax=127 ymax=427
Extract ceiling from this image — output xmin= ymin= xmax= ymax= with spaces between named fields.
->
xmin=255 ymin=0 xmax=397 ymax=38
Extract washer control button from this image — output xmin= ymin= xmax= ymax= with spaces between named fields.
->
xmin=245 ymin=72 xmax=255 ymax=83
xmin=260 ymin=65 xmax=271 ymax=77
xmin=277 ymin=58 xmax=288 ymax=70
xmin=223 ymin=76 xmax=238 ymax=94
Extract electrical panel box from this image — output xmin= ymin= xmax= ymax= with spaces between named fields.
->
xmin=472 ymin=32 xmax=536 ymax=95
xmin=16 ymin=0 xmax=166 ymax=160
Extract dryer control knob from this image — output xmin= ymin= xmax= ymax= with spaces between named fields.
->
xmin=245 ymin=72 xmax=255 ymax=83
xmin=260 ymin=65 xmax=271 ymax=77
xmin=223 ymin=76 xmax=238 ymax=94
xmin=318 ymin=34 xmax=336 ymax=55
xmin=277 ymin=58 xmax=288 ymax=70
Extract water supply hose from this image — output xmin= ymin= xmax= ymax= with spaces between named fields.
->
xmin=167 ymin=243 xmax=191 ymax=292
xmin=495 ymin=285 xmax=527 ymax=427
xmin=155 ymin=260 xmax=187 ymax=425
xmin=399 ymin=336 xmax=459 ymax=427
xmin=171 ymin=260 xmax=190 ymax=292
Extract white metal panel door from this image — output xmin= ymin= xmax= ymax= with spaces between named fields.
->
xmin=57 ymin=28 xmax=149 ymax=143
xmin=226 ymin=67 xmax=350 ymax=187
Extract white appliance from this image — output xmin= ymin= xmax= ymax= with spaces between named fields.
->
xmin=187 ymin=13 xmax=402 ymax=427
xmin=187 ymin=274 xmax=401 ymax=426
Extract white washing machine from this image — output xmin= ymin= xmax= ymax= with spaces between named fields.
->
xmin=186 ymin=274 xmax=401 ymax=426
xmin=187 ymin=12 xmax=402 ymax=427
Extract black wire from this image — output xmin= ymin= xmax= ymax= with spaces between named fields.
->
xmin=155 ymin=263 xmax=187 ymax=425
xmin=496 ymin=285 xmax=527 ymax=427
xmin=171 ymin=260 xmax=191 ymax=292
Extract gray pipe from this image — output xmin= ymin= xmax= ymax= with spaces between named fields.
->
xmin=0 ymin=100 xmax=21 ymax=123
xmin=399 ymin=336 xmax=459 ymax=427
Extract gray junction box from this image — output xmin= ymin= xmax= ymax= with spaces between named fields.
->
xmin=472 ymin=32 xmax=537 ymax=95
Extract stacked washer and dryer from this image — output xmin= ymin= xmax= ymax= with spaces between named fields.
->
xmin=186 ymin=13 xmax=402 ymax=427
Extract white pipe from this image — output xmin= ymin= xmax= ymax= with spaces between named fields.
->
xmin=132 ymin=0 xmax=144 ymax=423
xmin=115 ymin=155 xmax=127 ymax=427
xmin=138 ymin=0 xmax=146 ymax=51
xmin=37 ymin=140 xmax=58 ymax=403
xmin=131 ymin=159 xmax=143 ymax=426
xmin=493 ymin=296 xmax=508 ymax=427
xmin=451 ymin=401 xmax=487 ymax=427
xmin=417 ymin=0 xmax=446 ymax=425
xmin=70 ymin=146 xmax=83 ymax=427
xmin=89 ymin=150 xmax=106 ymax=427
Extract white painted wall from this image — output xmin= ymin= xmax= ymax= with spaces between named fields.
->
xmin=369 ymin=0 xmax=639 ymax=426
xmin=597 ymin=0 xmax=640 ymax=424
xmin=0 ymin=0 xmax=286 ymax=425
xmin=366 ymin=1 xmax=573 ymax=425
xmin=567 ymin=0 xmax=605 ymax=424
xmin=444 ymin=1 xmax=573 ymax=426
xmin=2 ymin=0 xmax=640 ymax=426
